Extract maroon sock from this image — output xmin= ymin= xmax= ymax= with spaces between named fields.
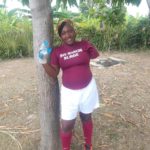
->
xmin=82 ymin=119 xmax=93 ymax=146
xmin=60 ymin=130 xmax=72 ymax=150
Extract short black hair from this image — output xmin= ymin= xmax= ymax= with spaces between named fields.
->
xmin=58 ymin=21 xmax=67 ymax=37
xmin=57 ymin=19 xmax=74 ymax=37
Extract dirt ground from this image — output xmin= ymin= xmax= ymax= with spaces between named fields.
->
xmin=0 ymin=51 xmax=150 ymax=150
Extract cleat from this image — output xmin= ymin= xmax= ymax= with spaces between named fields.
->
xmin=84 ymin=144 xmax=92 ymax=150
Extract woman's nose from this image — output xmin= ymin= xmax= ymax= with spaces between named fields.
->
xmin=65 ymin=32 xmax=71 ymax=38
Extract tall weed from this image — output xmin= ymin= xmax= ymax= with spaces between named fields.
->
xmin=0 ymin=10 xmax=32 ymax=59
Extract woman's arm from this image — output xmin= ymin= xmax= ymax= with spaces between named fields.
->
xmin=42 ymin=64 xmax=60 ymax=79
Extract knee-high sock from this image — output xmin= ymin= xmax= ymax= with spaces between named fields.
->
xmin=82 ymin=119 xmax=93 ymax=146
xmin=60 ymin=130 xmax=72 ymax=150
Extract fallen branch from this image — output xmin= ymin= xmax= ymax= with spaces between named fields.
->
xmin=143 ymin=114 xmax=150 ymax=119
xmin=4 ymin=129 xmax=40 ymax=135
xmin=142 ymin=114 xmax=147 ymax=124
xmin=111 ymin=101 xmax=122 ymax=106
xmin=97 ymin=144 xmax=109 ymax=148
xmin=130 ymin=105 xmax=145 ymax=113
xmin=0 ymin=126 xmax=40 ymax=134
xmin=101 ymin=113 xmax=116 ymax=119
xmin=120 ymin=114 xmax=139 ymax=128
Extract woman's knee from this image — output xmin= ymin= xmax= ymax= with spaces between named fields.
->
xmin=61 ymin=119 xmax=76 ymax=132
xmin=79 ymin=112 xmax=92 ymax=122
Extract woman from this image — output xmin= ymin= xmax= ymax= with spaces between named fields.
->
xmin=39 ymin=19 xmax=100 ymax=150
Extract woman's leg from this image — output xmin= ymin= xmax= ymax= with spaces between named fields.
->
xmin=60 ymin=119 xmax=76 ymax=150
xmin=80 ymin=112 xmax=93 ymax=149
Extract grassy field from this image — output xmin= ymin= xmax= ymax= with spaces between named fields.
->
xmin=0 ymin=51 xmax=150 ymax=150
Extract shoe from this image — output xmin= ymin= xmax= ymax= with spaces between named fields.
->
xmin=84 ymin=144 xmax=92 ymax=150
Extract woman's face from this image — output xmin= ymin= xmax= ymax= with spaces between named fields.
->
xmin=60 ymin=24 xmax=76 ymax=45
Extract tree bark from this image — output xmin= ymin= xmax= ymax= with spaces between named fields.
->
xmin=29 ymin=0 xmax=61 ymax=150
xmin=146 ymin=0 xmax=150 ymax=17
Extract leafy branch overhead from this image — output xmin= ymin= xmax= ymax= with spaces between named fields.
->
xmin=18 ymin=0 xmax=142 ymax=9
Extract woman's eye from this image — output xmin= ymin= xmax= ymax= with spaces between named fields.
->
xmin=61 ymin=29 xmax=74 ymax=36
xmin=61 ymin=32 xmax=65 ymax=36
xmin=69 ymin=29 xmax=73 ymax=33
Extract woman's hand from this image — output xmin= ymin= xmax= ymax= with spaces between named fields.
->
xmin=42 ymin=64 xmax=60 ymax=78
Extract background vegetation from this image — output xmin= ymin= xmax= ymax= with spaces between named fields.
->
xmin=0 ymin=0 xmax=149 ymax=59
xmin=0 ymin=8 xmax=33 ymax=59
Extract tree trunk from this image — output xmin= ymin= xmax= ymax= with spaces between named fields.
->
xmin=146 ymin=0 xmax=150 ymax=17
xmin=29 ymin=0 xmax=61 ymax=150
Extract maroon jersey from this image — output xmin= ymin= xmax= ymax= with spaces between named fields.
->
xmin=50 ymin=40 xmax=99 ymax=89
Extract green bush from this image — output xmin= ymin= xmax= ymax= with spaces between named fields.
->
xmin=120 ymin=16 xmax=150 ymax=49
xmin=0 ymin=9 xmax=33 ymax=59
xmin=72 ymin=16 xmax=150 ymax=51
xmin=0 ymin=8 xmax=149 ymax=59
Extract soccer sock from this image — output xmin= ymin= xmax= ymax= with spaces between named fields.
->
xmin=60 ymin=130 xmax=72 ymax=150
xmin=82 ymin=119 xmax=93 ymax=146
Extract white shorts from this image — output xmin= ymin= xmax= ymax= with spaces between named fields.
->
xmin=60 ymin=78 xmax=100 ymax=120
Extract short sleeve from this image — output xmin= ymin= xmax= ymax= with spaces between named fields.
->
xmin=50 ymin=48 xmax=60 ymax=67
xmin=84 ymin=40 xmax=100 ymax=59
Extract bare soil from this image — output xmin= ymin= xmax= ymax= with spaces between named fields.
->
xmin=0 ymin=51 xmax=150 ymax=150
